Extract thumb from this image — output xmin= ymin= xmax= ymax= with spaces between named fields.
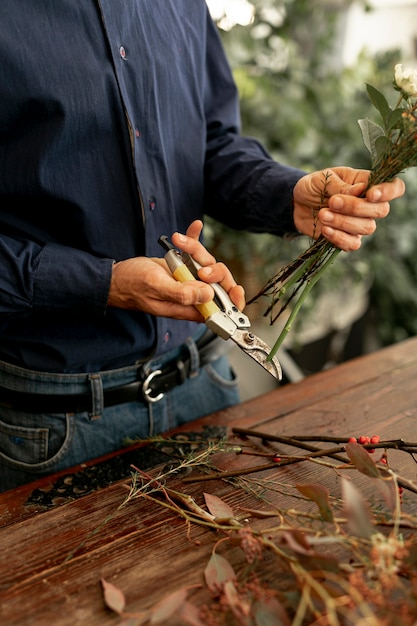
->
xmin=325 ymin=172 xmax=366 ymax=198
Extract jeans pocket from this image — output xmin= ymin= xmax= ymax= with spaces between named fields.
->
xmin=0 ymin=409 xmax=70 ymax=470
xmin=204 ymin=354 xmax=239 ymax=389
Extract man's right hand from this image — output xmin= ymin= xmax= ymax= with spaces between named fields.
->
xmin=107 ymin=220 xmax=245 ymax=321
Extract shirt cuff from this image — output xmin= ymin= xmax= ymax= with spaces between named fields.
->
xmin=34 ymin=242 xmax=114 ymax=314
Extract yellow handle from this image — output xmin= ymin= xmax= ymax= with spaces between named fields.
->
xmin=172 ymin=265 xmax=220 ymax=320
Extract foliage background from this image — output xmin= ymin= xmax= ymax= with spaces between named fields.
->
xmin=206 ymin=0 xmax=417 ymax=352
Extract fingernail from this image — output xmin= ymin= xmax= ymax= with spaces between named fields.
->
xmin=201 ymin=266 xmax=212 ymax=276
xmin=371 ymin=188 xmax=382 ymax=201
xmin=322 ymin=209 xmax=334 ymax=222
xmin=196 ymin=285 xmax=211 ymax=304
xmin=177 ymin=233 xmax=186 ymax=243
xmin=331 ymin=197 xmax=343 ymax=210
xmin=322 ymin=226 xmax=334 ymax=237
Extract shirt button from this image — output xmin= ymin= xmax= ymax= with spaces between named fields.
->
xmin=119 ymin=46 xmax=127 ymax=60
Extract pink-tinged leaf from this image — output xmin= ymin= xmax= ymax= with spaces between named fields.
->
xmin=101 ymin=578 xmax=126 ymax=615
xmin=282 ymin=530 xmax=311 ymax=555
xmin=296 ymin=483 xmax=334 ymax=523
xmin=282 ymin=531 xmax=339 ymax=573
xmin=224 ymin=580 xmax=251 ymax=619
xmin=204 ymin=492 xmax=234 ymax=519
xmin=150 ymin=587 xmax=188 ymax=624
xmin=346 ymin=442 xmax=380 ymax=478
xmin=342 ymin=477 xmax=374 ymax=539
xmin=254 ymin=596 xmax=291 ymax=626
xmin=204 ymin=552 xmax=236 ymax=594
xmin=373 ymin=473 xmax=397 ymax=512
xmin=177 ymin=601 xmax=207 ymax=626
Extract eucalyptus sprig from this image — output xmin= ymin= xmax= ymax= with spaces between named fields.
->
xmin=250 ymin=64 xmax=417 ymax=360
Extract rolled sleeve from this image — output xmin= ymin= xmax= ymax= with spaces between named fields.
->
xmin=34 ymin=243 xmax=114 ymax=314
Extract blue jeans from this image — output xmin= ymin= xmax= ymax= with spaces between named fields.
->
xmin=0 ymin=333 xmax=239 ymax=492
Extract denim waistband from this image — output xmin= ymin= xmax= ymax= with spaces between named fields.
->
xmin=0 ymin=326 xmax=207 ymax=396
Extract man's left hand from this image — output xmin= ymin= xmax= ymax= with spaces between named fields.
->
xmin=293 ymin=167 xmax=405 ymax=251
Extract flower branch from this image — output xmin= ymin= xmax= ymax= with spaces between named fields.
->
xmin=249 ymin=64 xmax=417 ymax=358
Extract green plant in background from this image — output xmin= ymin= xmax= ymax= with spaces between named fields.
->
xmin=206 ymin=0 xmax=417 ymax=351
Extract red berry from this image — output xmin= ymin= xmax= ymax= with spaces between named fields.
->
xmin=348 ymin=437 xmax=357 ymax=443
xmin=370 ymin=435 xmax=380 ymax=444
xmin=273 ymin=456 xmax=281 ymax=463
xmin=358 ymin=435 xmax=369 ymax=445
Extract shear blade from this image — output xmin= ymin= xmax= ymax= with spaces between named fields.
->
xmin=231 ymin=329 xmax=282 ymax=381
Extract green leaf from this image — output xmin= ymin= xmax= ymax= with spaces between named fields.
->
xmin=204 ymin=552 xmax=236 ymax=594
xmin=346 ymin=441 xmax=380 ymax=478
xmin=366 ymin=83 xmax=391 ymax=127
xmin=387 ymin=107 xmax=405 ymax=130
xmin=358 ymin=118 xmax=385 ymax=166
xmin=296 ymin=483 xmax=334 ymax=522
xmin=374 ymin=134 xmax=393 ymax=167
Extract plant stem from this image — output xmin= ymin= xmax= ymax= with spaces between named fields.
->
xmin=268 ymin=246 xmax=341 ymax=359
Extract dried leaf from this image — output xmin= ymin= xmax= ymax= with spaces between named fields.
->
xmin=254 ymin=596 xmax=291 ymax=626
xmin=282 ymin=531 xmax=339 ymax=573
xmin=296 ymin=483 xmax=334 ymax=522
xmin=101 ymin=578 xmax=126 ymax=615
xmin=177 ymin=600 xmax=207 ymax=626
xmin=282 ymin=530 xmax=311 ymax=554
xmin=204 ymin=492 xmax=234 ymax=519
xmin=346 ymin=441 xmax=380 ymax=478
xmin=204 ymin=552 xmax=236 ymax=594
xmin=224 ymin=579 xmax=251 ymax=619
xmin=341 ymin=477 xmax=373 ymax=539
xmin=150 ymin=587 xmax=188 ymax=624
xmin=373 ymin=473 xmax=397 ymax=512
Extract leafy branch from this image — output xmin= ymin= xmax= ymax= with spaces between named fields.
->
xmin=248 ymin=65 xmax=417 ymax=359
xmin=100 ymin=429 xmax=417 ymax=625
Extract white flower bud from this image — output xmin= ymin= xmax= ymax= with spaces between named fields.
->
xmin=394 ymin=63 xmax=417 ymax=98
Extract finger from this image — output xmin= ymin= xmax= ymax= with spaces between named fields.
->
xmin=172 ymin=230 xmax=217 ymax=267
xmin=320 ymin=208 xmax=377 ymax=238
xmin=198 ymin=263 xmax=246 ymax=310
xmin=320 ymin=228 xmax=363 ymax=252
xmin=185 ymin=219 xmax=204 ymax=240
xmin=366 ymin=176 xmax=406 ymax=202
xmin=327 ymin=194 xmax=390 ymax=220
xmin=307 ymin=168 xmax=368 ymax=199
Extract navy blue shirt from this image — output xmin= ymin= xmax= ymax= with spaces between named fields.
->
xmin=0 ymin=0 xmax=304 ymax=373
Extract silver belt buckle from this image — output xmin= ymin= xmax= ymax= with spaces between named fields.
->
xmin=142 ymin=369 xmax=164 ymax=403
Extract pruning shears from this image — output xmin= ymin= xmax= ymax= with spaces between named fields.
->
xmin=159 ymin=235 xmax=282 ymax=380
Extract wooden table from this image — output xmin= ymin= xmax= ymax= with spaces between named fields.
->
xmin=1 ymin=336 xmax=417 ymax=625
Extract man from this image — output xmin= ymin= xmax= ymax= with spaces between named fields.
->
xmin=0 ymin=1 xmax=404 ymax=491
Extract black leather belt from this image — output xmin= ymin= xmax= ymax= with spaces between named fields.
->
xmin=0 ymin=330 xmax=224 ymax=414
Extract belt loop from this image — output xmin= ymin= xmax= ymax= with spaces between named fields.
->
xmin=88 ymin=373 xmax=103 ymax=420
xmin=185 ymin=335 xmax=200 ymax=377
